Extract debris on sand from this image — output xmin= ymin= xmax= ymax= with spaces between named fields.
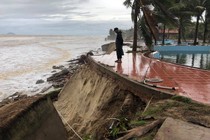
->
xmin=47 ymin=55 xmax=87 ymax=88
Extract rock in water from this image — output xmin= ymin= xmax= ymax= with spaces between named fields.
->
xmin=47 ymin=68 xmax=69 ymax=82
xmin=36 ymin=79 xmax=44 ymax=84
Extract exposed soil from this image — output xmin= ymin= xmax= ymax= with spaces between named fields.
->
xmin=54 ymin=61 xmax=210 ymax=140
xmin=0 ymin=95 xmax=42 ymax=129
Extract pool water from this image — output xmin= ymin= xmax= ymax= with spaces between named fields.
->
xmin=159 ymin=52 xmax=210 ymax=70
xmin=153 ymin=45 xmax=210 ymax=70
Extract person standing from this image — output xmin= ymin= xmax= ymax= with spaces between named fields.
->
xmin=114 ymin=27 xmax=124 ymax=63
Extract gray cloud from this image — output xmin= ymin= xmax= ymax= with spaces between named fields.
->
xmin=0 ymin=0 xmax=89 ymax=19
xmin=0 ymin=0 xmax=132 ymax=35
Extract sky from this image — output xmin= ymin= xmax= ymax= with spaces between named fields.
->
xmin=0 ymin=0 xmax=133 ymax=35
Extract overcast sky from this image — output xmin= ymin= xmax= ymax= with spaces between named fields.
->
xmin=0 ymin=0 xmax=133 ymax=35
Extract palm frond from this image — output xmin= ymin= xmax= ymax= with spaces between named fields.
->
xmin=168 ymin=3 xmax=186 ymax=12
xmin=142 ymin=6 xmax=159 ymax=41
xmin=123 ymin=0 xmax=132 ymax=8
xmin=153 ymin=0 xmax=179 ymax=26
xmin=195 ymin=5 xmax=205 ymax=13
xmin=140 ymin=18 xmax=153 ymax=49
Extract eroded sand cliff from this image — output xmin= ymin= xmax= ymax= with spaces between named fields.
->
xmin=54 ymin=63 xmax=145 ymax=139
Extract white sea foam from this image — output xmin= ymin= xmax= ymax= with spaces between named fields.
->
xmin=0 ymin=35 xmax=108 ymax=101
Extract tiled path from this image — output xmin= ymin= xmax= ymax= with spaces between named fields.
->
xmin=93 ymin=46 xmax=210 ymax=104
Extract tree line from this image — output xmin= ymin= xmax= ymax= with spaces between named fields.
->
xmin=123 ymin=0 xmax=210 ymax=51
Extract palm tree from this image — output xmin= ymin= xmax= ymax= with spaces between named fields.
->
xmin=203 ymin=11 xmax=209 ymax=43
xmin=168 ymin=1 xmax=192 ymax=44
xmin=140 ymin=18 xmax=153 ymax=50
xmin=188 ymin=0 xmax=206 ymax=45
xmin=124 ymin=0 xmax=163 ymax=50
xmin=140 ymin=0 xmax=179 ymax=46
xmin=140 ymin=1 xmax=159 ymax=45
xmin=153 ymin=0 xmax=179 ymax=45
xmin=203 ymin=0 xmax=210 ymax=43
xmin=123 ymin=0 xmax=140 ymax=51
xmin=124 ymin=0 xmax=178 ymax=50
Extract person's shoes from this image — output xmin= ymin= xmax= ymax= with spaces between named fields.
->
xmin=115 ymin=60 xmax=122 ymax=63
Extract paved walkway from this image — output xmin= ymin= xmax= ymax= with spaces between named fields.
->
xmin=93 ymin=46 xmax=210 ymax=104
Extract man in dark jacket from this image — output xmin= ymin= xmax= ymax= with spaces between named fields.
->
xmin=114 ymin=27 xmax=124 ymax=63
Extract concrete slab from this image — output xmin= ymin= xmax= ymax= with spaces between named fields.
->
xmin=154 ymin=117 xmax=210 ymax=140
xmin=93 ymin=46 xmax=210 ymax=104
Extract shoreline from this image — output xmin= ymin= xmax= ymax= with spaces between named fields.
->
xmin=0 ymin=34 xmax=106 ymax=106
xmin=0 ymin=54 xmax=87 ymax=108
xmin=0 ymin=35 xmax=107 ymax=101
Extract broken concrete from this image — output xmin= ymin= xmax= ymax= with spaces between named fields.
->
xmin=155 ymin=117 xmax=210 ymax=140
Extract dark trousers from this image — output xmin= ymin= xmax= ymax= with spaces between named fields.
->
xmin=116 ymin=46 xmax=123 ymax=59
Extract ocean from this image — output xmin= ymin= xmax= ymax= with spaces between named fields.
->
xmin=0 ymin=35 xmax=108 ymax=101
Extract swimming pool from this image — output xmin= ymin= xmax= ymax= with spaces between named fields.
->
xmin=153 ymin=45 xmax=210 ymax=70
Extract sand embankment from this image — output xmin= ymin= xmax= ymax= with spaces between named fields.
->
xmin=54 ymin=55 xmax=172 ymax=139
xmin=54 ymin=64 xmax=123 ymax=139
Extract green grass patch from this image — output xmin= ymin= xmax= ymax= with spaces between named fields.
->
xmin=110 ymin=127 xmax=120 ymax=138
xmin=83 ymin=134 xmax=92 ymax=140
xmin=108 ymin=117 xmax=129 ymax=138
xmin=130 ymin=120 xmax=146 ymax=126
xmin=142 ymin=100 xmax=181 ymax=117
xmin=171 ymin=95 xmax=192 ymax=104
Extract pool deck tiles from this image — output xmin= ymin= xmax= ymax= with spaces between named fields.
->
xmin=93 ymin=46 xmax=210 ymax=104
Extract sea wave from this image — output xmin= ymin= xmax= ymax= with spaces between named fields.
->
xmin=0 ymin=35 xmax=107 ymax=101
